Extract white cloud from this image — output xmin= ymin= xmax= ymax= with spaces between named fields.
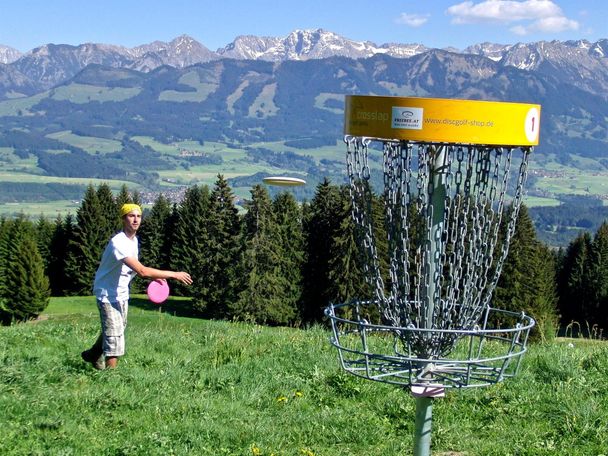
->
xmin=530 ymin=15 xmax=579 ymax=33
xmin=510 ymin=25 xmax=528 ymax=35
xmin=395 ymin=13 xmax=430 ymax=27
xmin=446 ymin=0 xmax=579 ymax=35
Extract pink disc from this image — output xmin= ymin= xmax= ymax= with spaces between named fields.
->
xmin=147 ymin=280 xmax=170 ymax=304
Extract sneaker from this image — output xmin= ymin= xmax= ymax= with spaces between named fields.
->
xmin=81 ymin=349 xmax=106 ymax=370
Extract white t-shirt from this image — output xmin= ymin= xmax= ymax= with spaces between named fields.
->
xmin=93 ymin=231 xmax=139 ymax=302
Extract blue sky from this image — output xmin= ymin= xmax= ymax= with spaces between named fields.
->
xmin=1 ymin=0 xmax=605 ymax=52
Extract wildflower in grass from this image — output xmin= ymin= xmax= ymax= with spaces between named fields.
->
xmin=251 ymin=444 xmax=262 ymax=455
xmin=294 ymin=391 xmax=303 ymax=398
xmin=300 ymin=449 xmax=315 ymax=456
xmin=276 ymin=395 xmax=288 ymax=403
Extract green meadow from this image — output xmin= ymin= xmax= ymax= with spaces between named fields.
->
xmin=1 ymin=297 xmax=607 ymax=455
xmin=46 ymin=131 xmax=123 ymax=154
xmin=529 ymin=158 xmax=608 ymax=202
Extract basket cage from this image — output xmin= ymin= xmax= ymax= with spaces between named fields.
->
xmin=324 ymin=136 xmax=536 ymax=388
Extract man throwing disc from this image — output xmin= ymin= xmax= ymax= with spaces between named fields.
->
xmin=81 ymin=203 xmax=192 ymax=370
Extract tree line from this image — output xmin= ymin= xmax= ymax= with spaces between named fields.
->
xmin=1 ymin=176 xmax=607 ymax=342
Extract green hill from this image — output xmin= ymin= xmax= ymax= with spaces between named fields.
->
xmin=1 ymin=296 xmax=607 ymax=455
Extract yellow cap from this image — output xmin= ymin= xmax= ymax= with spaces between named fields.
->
xmin=120 ymin=203 xmax=142 ymax=217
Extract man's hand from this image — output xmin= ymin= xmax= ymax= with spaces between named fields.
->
xmin=173 ymin=271 xmax=193 ymax=285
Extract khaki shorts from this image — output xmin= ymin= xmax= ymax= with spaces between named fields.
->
xmin=97 ymin=299 xmax=128 ymax=357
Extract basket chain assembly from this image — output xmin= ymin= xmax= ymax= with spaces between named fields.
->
xmin=345 ymin=136 xmax=530 ymax=359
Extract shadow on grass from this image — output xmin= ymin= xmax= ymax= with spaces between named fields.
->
xmin=128 ymin=295 xmax=201 ymax=319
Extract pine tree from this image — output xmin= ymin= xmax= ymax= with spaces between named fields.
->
xmin=232 ymin=185 xmax=293 ymax=325
xmin=48 ymin=214 xmax=74 ymax=296
xmin=372 ymin=191 xmax=390 ymax=294
xmin=272 ymin=191 xmax=305 ymax=323
xmin=97 ymin=183 xmax=120 ymax=232
xmin=131 ymin=190 xmax=143 ymax=207
xmin=64 ymin=185 xmax=110 ymax=295
xmin=301 ymin=179 xmax=342 ymax=322
xmin=495 ymin=205 xmax=537 ymax=312
xmin=162 ymin=204 xmax=179 ymax=271
xmin=328 ymin=185 xmax=370 ymax=304
xmin=170 ymin=185 xmax=211 ymax=297
xmin=529 ymin=243 xmax=559 ymax=341
xmin=556 ymin=232 xmax=593 ymax=327
xmin=35 ymin=216 xmax=54 ymax=277
xmin=494 ymin=205 xmax=558 ymax=341
xmin=115 ymin=184 xmax=142 ymax=208
xmin=0 ymin=217 xmax=10 ymax=301
xmin=0 ymin=217 xmax=12 ymax=323
xmin=0 ymin=217 xmax=50 ymax=323
xmin=193 ymin=175 xmax=242 ymax=317
xmin=6 ymin=235 xmax=50 ymax=322
xmin=139 ymin=194 xmax=172 ymax=270
xmin=595 ymin=223 xmax=608 ymax=326
xmin=115 ymin=184 xmax=131 ymax=209
xmin=586 ymin=222 xmax=608 ymax=329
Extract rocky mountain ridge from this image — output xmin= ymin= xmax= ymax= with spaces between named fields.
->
xmin=1 ymin=29 xmax=606 ymax=99
xmin=0 ymin=45 xmax=22 ymax=64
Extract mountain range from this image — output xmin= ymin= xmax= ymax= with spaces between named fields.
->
xmin=1 ymin=29 xmax=607 ymax=99
xmin=0 ymin=29 xmax=607 ymax=211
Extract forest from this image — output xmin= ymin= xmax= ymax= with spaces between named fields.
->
xmin=1 ymin=177 xmax=607 ymax=341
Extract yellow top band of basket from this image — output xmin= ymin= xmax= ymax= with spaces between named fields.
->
xmin=344 ymin=95 xmax=541 ymax=146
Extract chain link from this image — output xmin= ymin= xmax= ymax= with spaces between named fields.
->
xmin=346 ymin=136 xmax=531 ymax=358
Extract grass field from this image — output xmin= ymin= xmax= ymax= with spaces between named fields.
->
xmin=159 ymin=71 xmax=218 ymax=103
xmin=46 ymin=131 xmax=123 ymax=154
xmin=1 ymin=297 xmax=607 ymax=455
xmin=0 ymin=92 xmax=47 ymax=116
xmin=0 ymin=170 xmax=149 ymax=218
xmin=51 ymin=84 xmax=141 ymax=104
xmin=529 ymin=158 xmax=608 ymax=200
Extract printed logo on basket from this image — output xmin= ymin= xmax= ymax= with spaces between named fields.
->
xmin=355 ymin=110 xmax=389 ymax=121
xmin=392 ymin=107 xmax=423 ymax=130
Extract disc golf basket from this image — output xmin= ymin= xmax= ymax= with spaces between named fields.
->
xmin=325 ymin=95 xmax=540 ymax=455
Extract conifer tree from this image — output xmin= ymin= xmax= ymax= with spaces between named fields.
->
xmin=594 ymin=223 xmax=608 ymax=326
xmin=193 ymin=175 xmax=241 ymax=317
xmin=585 ymin=222 xmax=608 ymax=329
xmin=139 ymin=194 xmax=172 ymax=271
xmin=328 ymin=186 xmax=369 ymax=304
xmin=35 ymin=216 xmax=54 ymax=276
xmin=48 ymin=214 xmax=74 ymax=296
xmin=529 ymin=243 xmax=559 ymax=340
xmin=115 ymin=184 xmax=142 ymax=208
xmin=495 ymin=205 xmax=558 ymax=340
xmin=372 ymin=192 xmax=390 ymax=292
xmin=0 ymin=217 xmax=12 ymax=323
xmin=170 ymin=185 xmax=211 ymax=296
xmin=232 ymin=185 xmax=293 ymax=325
xmin=64 ymin=185 xmax=110 ymax=295
xmin=557 ymin=232 xmax=593 ymax=326
xmin=97 ymin=183 xmax=120 ymax=232
xmin=115 ymin=184 xmax=131 ymax=209
xmin=0 ymin=217 xmax=50 ymax=323
xmin=131 ymin=190 xmax=143 ymax=207
xmin=5 ymin=235 xmax=50 ymax=322
xmin=272 ymin=191 xmax=305 ymax=322
xmin=163 ymin=203 xmax=179 ymax=269
xmin=301 ymin=179 xmax=342 ymax=322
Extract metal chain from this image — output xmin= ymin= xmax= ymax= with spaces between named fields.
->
xmin=346 ymin=136 xmax=531 ymax=358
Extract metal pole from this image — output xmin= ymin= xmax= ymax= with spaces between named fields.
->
xmin=414 ymin=396 xmax=433 ymax=456
xmin=425 ymin=145 xmax=447 ymax=330
xmin=414 ymin=146 xmax=447 ymax=455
